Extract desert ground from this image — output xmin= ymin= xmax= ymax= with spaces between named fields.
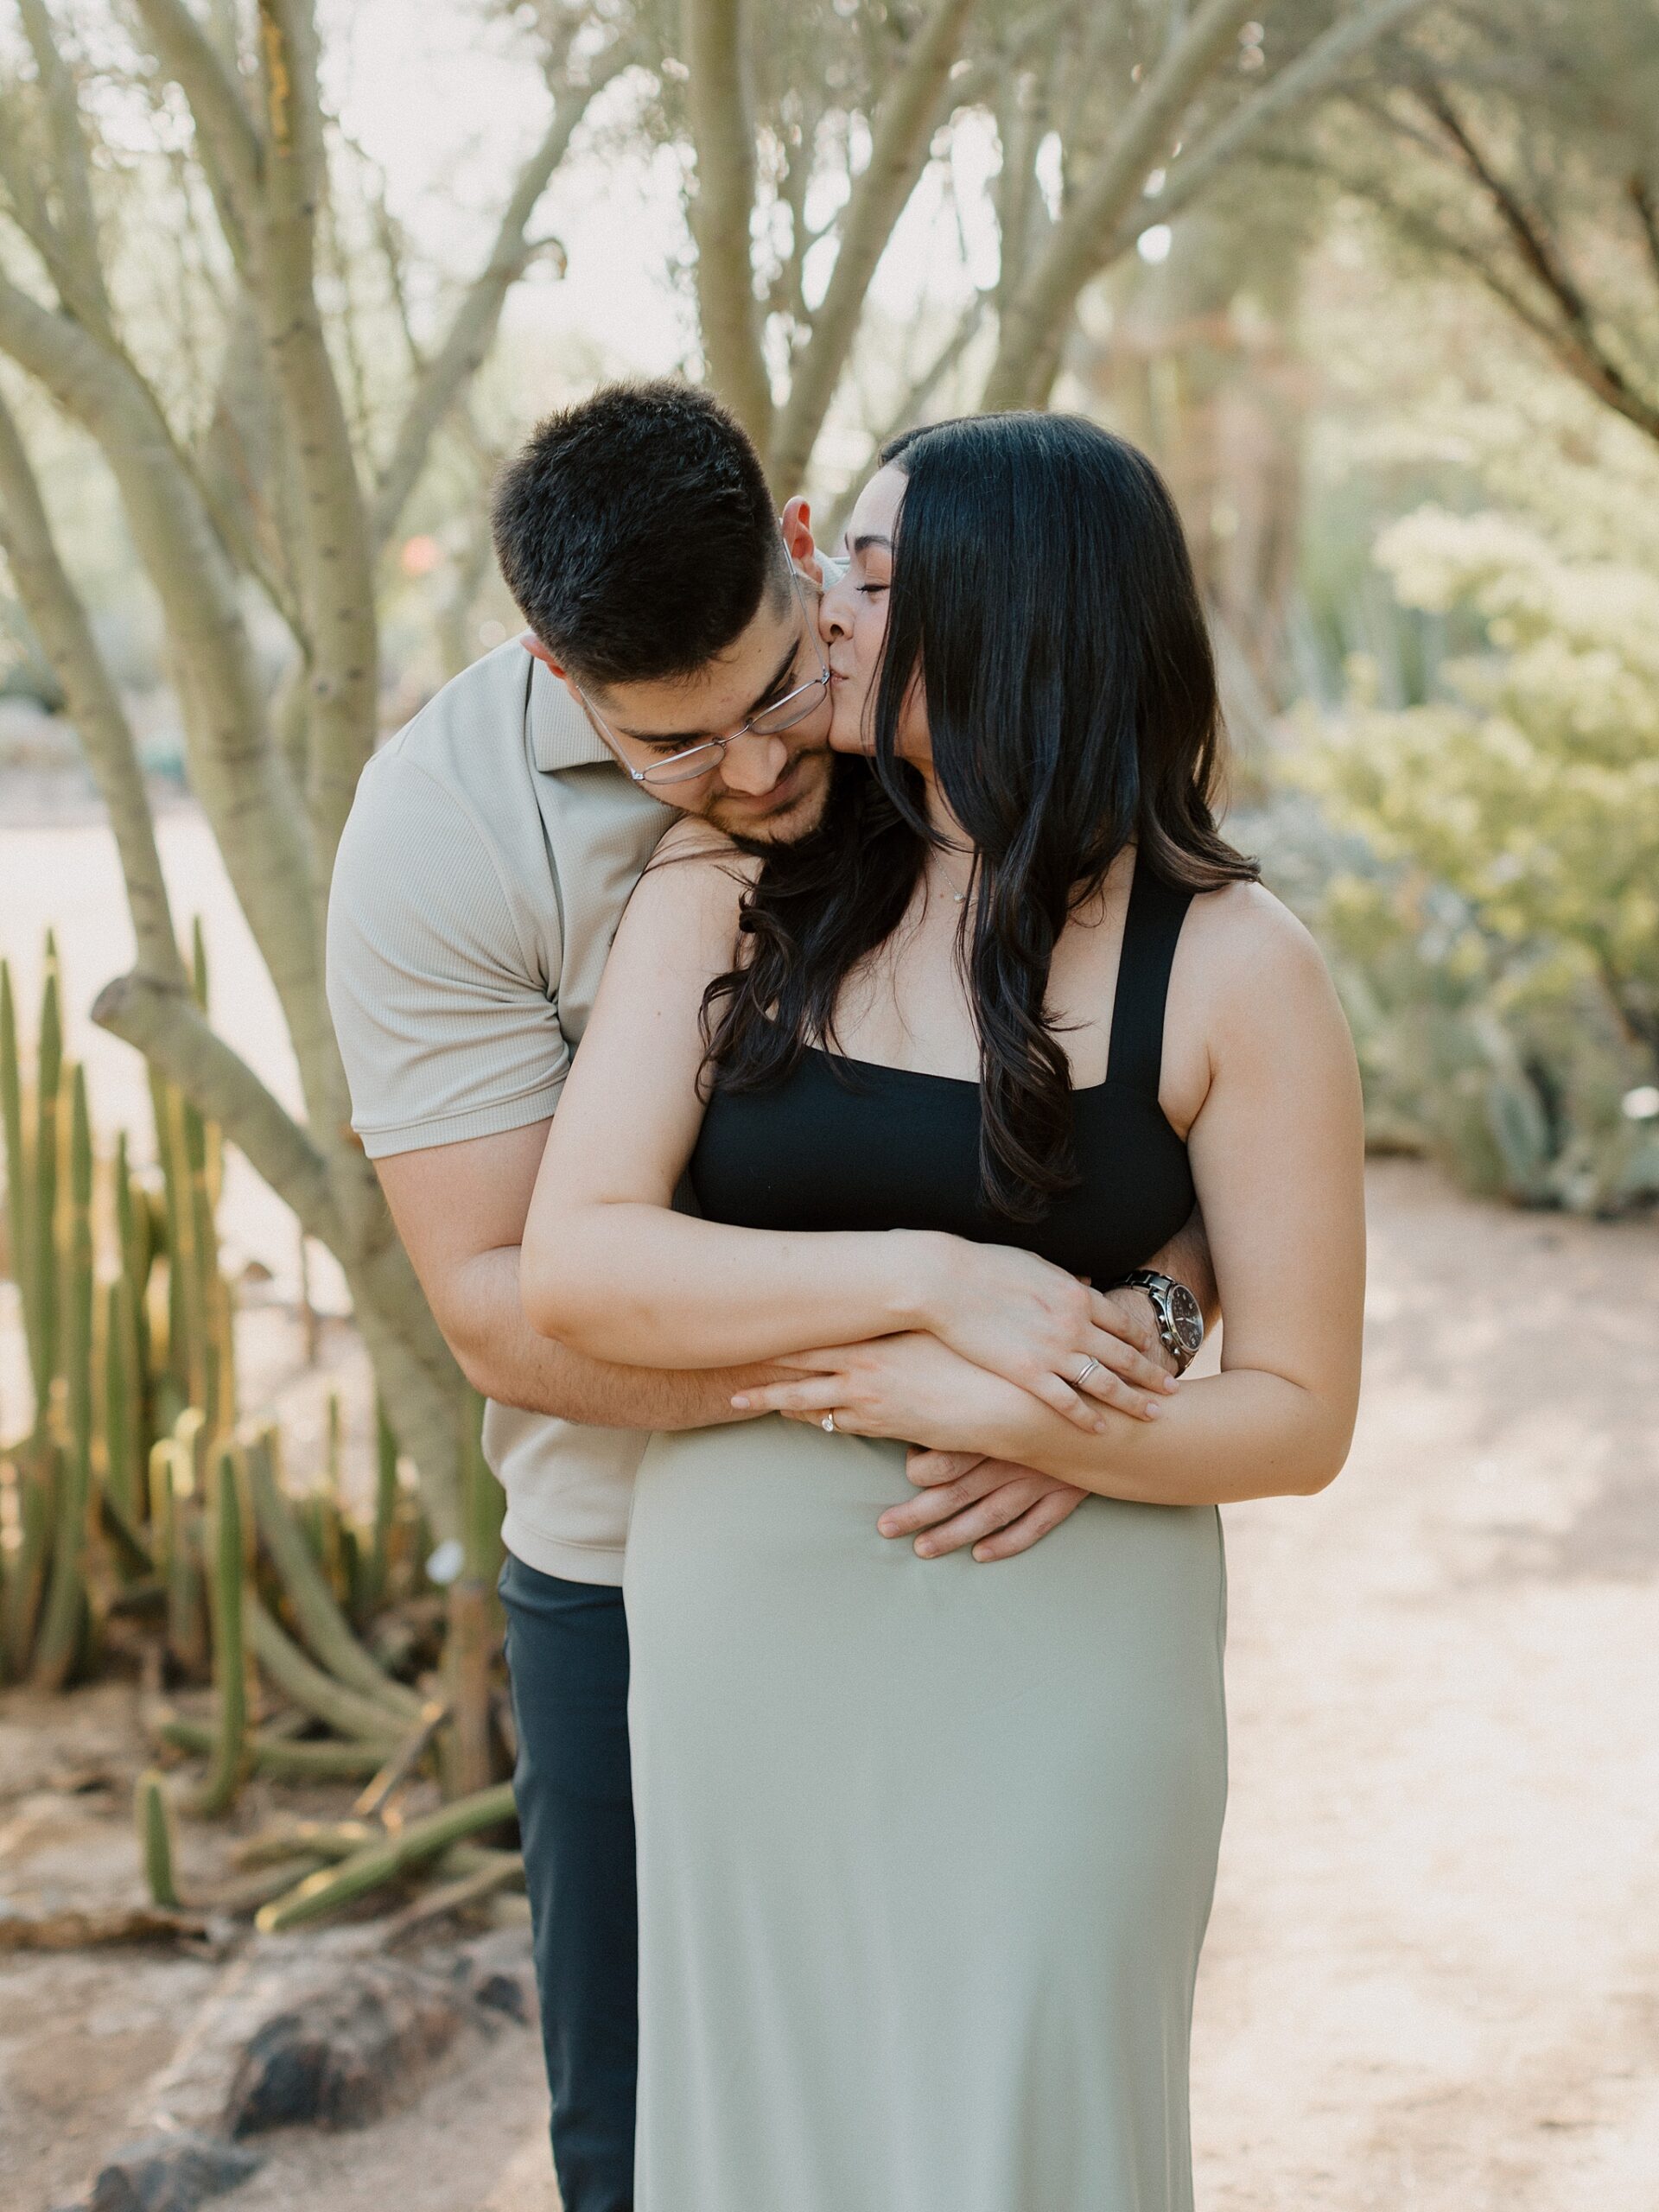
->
xmin=3 ymin=797 xmax=1656 ymax=2209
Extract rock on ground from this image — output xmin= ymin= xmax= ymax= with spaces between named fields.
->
xmin=84 ymin=2133 xmax=260 ymax=2212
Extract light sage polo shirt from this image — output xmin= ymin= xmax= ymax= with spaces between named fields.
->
xmin=326 ymin=639 xmax=670 ymax=1585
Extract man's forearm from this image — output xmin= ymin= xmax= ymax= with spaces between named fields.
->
xmin=1143 ymin=1203 xmax=1218 ymax=1325
xmin=448 ymin=1247 xmax=776 ymax=1429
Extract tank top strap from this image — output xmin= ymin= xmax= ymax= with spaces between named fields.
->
xmin=1105 ymin=858 xmax=1193 ymax=1099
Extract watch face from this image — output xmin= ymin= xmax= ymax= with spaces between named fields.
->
xmin=1167 ymin=1283 xmax=1204 ymax=1353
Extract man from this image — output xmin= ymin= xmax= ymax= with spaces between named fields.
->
xmin=326 ymin=381 xmax=1212 ymax=2212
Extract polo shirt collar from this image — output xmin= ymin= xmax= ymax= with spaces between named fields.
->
xmin=526 ymin=652 xmax=614 ymax=773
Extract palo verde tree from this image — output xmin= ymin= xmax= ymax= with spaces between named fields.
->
xmin=0 ymin=0 xmax=642 ymax=1526
xmin=665 ymin=0 xmax=1441 ymax=493
xmin=1308 ymin=0 xmax=1659 ymax=456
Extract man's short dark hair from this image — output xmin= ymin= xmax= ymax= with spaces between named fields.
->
xmin=491 ymin=380 xmax=785 ymax=687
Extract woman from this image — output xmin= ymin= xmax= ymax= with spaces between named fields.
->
xmin=522 ymin=412 xmax=1365 ymax=2210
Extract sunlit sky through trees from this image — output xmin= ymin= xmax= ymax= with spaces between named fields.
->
xmin=329 ymin=0 xmax=1016 ymax=391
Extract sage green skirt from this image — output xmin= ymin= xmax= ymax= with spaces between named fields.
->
xmin=624 ymin=1415 xmax=1227 ymax=2212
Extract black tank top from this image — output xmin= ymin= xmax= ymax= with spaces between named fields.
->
xmin=690 ymin=861 xmax=1195 ymax=1284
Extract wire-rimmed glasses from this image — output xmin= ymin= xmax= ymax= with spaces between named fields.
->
xmin=573 ymin=541 xmax=831 ymax=789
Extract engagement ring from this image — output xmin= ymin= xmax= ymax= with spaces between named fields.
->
xmin=1075 ymin=1356 xmax=1102 ymax=1388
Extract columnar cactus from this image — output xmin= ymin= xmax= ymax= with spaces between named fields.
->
xmin=192 ymin=1442 xmax=249 ymax=1815
xmin=32 ymin=1064 xmax=94 ymax=1688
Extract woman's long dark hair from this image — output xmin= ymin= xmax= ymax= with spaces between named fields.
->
xmin=702 ymin=411 xmax=1258 ymax=1222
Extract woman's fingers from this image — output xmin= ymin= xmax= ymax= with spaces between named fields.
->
xmin=1071 ymin=1328 xmax=1173 ymax=1421
xmin=1027 ymin=1369 xmax=1105 ymax=1432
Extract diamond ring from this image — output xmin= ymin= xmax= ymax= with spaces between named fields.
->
xmin=821 ymin=1413 xmax=837 ymax=1433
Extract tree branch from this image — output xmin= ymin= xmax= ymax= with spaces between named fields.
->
xmin=131 ymin=0 xmax=264 ymax=274
xmin=984 ymin=0 xmax=1435 ymax=410
xmin=983 ymin=0 xmax=1260 ymax=409
xmin=194 ymin=291 xmax=306 ymax=636
xmin=828 ymin=289 xmax=988 ymax=538
xmin=766 ymin=0 xmax=976 ymax=492
xmin=15 ymin=0 xmax=113 ymax=330
xmin=0 ymin=386 xmax=182 ymax=988
xmin=1110 ymin=0 xmax=1438 ymax=251
xmin=1326 ymin=156 xmax=1659 ymax=448
xmin=371 ymin=35 xmax=637 ymax=551
xmin=1629 ymin=173 xmax=1659 ymax=292
xmin=1414 ymin=77 xmax=1601 ymax=340
xmin=91 ymin=971 xmax=342 ymax=1248
xmin=254 ymin=0 xmax=378 ymax=887
xmin=682 ymin=0 xmax=774 ymax=446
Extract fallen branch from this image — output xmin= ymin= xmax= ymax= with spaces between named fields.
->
xmin=353 ymin=1697 xmax=449 ymax=1819
xmin=379 ymin=1853 xmax=523 ymax=1948
xmin=0 ymin=1905 xmax=209 ymax=1950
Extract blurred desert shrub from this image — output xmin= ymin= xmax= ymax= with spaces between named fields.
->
xmin=1279 ymin=505 xmax=1659 ymax=1213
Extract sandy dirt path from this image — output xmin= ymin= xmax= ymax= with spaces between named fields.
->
xmin=1190 ymin=1159 xmax=1659 ymax=2209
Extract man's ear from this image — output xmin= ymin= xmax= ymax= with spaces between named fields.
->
xmin=519 ymin=629 xmax=566 ymax=677
xmin=780 ymin=494 xmax=820 ymax=586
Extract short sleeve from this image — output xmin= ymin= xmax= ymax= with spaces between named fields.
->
xmin=326 ymin=752 xmax=569 ymax=1158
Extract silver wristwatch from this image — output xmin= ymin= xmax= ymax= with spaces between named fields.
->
xmin=1117 ymin=1269 xmax=1204 ymax=1375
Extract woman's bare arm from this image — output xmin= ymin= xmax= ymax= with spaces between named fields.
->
xmin=519 ymin=828 xmax=1152 ymax=1431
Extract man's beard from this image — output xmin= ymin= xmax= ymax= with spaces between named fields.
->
xmin=701 ymin=750 xmax=835 ymax=846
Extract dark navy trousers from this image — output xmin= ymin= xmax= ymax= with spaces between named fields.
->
xmin=499 ymin=1554 xmax=637 ymax=2212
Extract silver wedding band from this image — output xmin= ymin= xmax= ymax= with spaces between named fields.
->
xmin=1074 ymin=1357 xmax=1103 ymax=1389
xmin=822 ymin=1413 xmax=838 ymax=1433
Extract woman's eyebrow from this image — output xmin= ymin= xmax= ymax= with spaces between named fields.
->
xmin=852 ymin=533 xmax=892 ymax=554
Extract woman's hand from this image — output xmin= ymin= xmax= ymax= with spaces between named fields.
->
xmin=735 ymin=1330 xmax=1034 ymax=1448
xmin=899 ymin=1232 xmax=1178 ymax=1432
xmin=734 ymin=1294 xmax=1176 ymax=1440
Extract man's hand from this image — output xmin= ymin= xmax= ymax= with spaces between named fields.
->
xmin=879 ymin=1449 xmax=1090 ymax=1562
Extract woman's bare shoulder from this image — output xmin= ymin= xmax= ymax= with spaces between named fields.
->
xmin=611 ymin=819 xmax=760 ymax=979
xmin=632 ymin=818 xmax=758 ymax=910
xmin=1178 ymin=875 xmax=1352 ymax=1089
xmin=1181 ymin=875 xmax=1327 ymax=988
